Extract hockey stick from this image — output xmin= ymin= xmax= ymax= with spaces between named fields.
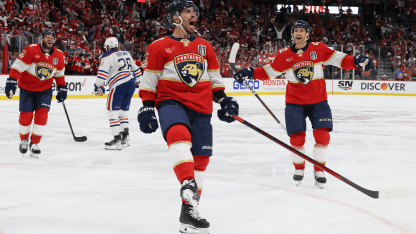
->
xmin=62 ymin=101 xmax=87 ymax=142
xmin=231 ymin=114 xmax=410 ymax=199
xmin=229 ymin=43 xmax=287 ymax=131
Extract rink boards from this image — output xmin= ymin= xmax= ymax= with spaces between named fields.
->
xmin=1 ymin=75 xmax=416 ymax=100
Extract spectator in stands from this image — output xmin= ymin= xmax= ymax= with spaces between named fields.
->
xmin=369 ymin=53 xmax=378 ymax=79
xmin=412 ymin=66 xmax=416 ymax=80
xmin=11 ymin=28 xmax=28 ymax=53
xmin=403 ymin=62 xmax=410 ymax=80
xmin=65 ymin=52 xmax=75 ymax=75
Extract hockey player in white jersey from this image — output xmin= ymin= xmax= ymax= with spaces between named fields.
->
xmin=94 ymin=37 xmax=142 ymax=150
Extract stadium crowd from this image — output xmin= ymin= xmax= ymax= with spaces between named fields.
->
xmin=0 ymin=0 xmax=415 ymax=80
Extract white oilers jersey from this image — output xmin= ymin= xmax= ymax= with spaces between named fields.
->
xmin=95 ymin=49 xmax=142 ymax=89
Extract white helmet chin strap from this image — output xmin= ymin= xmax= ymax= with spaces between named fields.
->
xmin=173 ymin=16 xmax=189 ymax=35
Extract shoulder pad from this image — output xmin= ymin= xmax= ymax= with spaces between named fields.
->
xmin=101 ymin=50 xmax=117 ymax=58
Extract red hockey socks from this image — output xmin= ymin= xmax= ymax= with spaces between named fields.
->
xmin=290 ymin=131 xmax=306 ymax=170
xmin=166 ymin=124 xmax=194 ymax=183
xmin=313 ymin=128 xmax=330 ymax=172
xmin=193 ymin=155 xmax=209 ymax=199
xmin=31 ymin=108 xmax=48 ymax=144
xmin=19 ymin=111 xmax=33 ymax=141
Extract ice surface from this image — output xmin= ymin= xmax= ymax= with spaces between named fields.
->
xmin=1 ymin=95 xmax=415 ymax=234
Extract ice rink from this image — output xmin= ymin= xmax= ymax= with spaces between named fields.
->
xmin=1 ymin=94 xmax=415 ymax=234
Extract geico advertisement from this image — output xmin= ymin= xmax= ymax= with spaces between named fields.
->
xmin=224 ymin=78 xmax=287 ymax=94
xmin=334 ymin=80 xmax=416 ymax=94
xmin=0 ymin=75 xmax=96 ymax=98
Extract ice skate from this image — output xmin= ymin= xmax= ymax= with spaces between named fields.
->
xmin=120 ymin=128 xmax=130 ymax=149
xmin=293 ymin=169 xmax=304 ymax=186
xmin=19 ymin=140 xmax=29 ymax=155
xmin=29 ymin=142 xmax=41 ymax=159
xmin=180 ymin=179 xmax=199 ymax=207
xmin=105 ymin=135 xmax=122 ymax=150
xmin=314 ymin=171 xmax=326 ymax=189
xmin=179 ymin=203 xmax=210 ymax=234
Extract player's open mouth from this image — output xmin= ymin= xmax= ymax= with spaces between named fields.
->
xmin=189 ymin=20 xmax=196 ymax=30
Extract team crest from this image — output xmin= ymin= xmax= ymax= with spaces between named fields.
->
xmin=174 ymin=53 xmax=205 ymax=88
xmin=198 ymin=45 xmax=206 ymax=56
xmin=36 ymin=62 xmax=54 ymax=81
xmin=310 ymin=52 xmax=317 ymax=60
xmin=19 ymin=50 xmax=26 ymax=59
xmin=292 ymin=61 xmax=314 ymax=85
xmin=180 ymin=39 xmax=191 ymax=47
xmin=53 ymin=58 xmax=58 ymax=65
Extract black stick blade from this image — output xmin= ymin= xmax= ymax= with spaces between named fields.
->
xmin=74 ymin=136 xmax=87 ymax=142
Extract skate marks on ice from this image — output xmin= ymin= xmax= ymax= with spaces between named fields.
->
xmin=0 ymin=96 xmax=415 ymax=233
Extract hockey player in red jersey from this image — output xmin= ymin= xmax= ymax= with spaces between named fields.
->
xmin=4 ymin=29 xmax=67 ymax=158
xmin=137 ymin=0 xmax=239 ymax=233
xmin=234 ymin=20 xmax=373 ymax=188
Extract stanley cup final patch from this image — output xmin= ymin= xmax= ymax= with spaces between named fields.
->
xmin=292 ymin=61 xmax=314 ymax=85
xmin=310 ymin=51 xmax=317 ymax=60
xmin=198 ymin=45 xmax=206 ymax=56
xmin=174 ymin=53 xmax=205 ymax=88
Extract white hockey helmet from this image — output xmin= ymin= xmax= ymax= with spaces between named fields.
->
xmin=104 ymin=37 xmax=118 ymax=51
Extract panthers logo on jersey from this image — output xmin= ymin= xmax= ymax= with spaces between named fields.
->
xmin=293 ymin=61 xmax=314 ymax=85
xmin=174 ymin=53 xmax=205 ymax=88
xmin=36 ymin=62 xmax=54 ymax=81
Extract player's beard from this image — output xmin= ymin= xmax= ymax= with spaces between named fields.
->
xmin=41 ymin=39 xmax=54 ymax=52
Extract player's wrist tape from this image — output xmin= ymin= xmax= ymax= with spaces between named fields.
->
xmin=140 ymin=107 xmax=154 ymax=113
xmin=6 ymin=78 xmax=17 ymax=84
xmin=142 ymin=100 xmax=155 ymax=107
xmin=58 ymin=86 xmax=68 ymax=92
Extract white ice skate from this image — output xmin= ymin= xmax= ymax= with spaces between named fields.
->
xmin=120 ymin=128 xmax=130 ymax=149
xmin=29 ymin=143 xmax=41 ymax=159
xmin=179 ymin=203 xmax=210 ymax=234
xmin=180 ymin=179 xmax=199 ymax=207
xmin=19 ymin=140 xmax=29 ymax=156
xmin=105 ymin=135 xmax=122 ymax=150
xmin=314 ymin=171 xmax=327 ymax=189
xmin=293 ymin=169 xmax=304 ymax=186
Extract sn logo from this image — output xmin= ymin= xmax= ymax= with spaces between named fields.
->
xmin=338 ymin=81 xmax=353 ymax=87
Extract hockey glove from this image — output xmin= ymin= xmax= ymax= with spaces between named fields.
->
xmin=5 ymin=78 xmax=18 ymax=99
xmin=218 ymin=97 xmax=239 ymax=123
xmin=135 ymin=81 xmax=140 ymax=89
xmin=234 ymin=67 xmax=254 ymax=84
xmin=138 ymin=107 xmax=159 ymax=133
xmin=94 ymin=84 xmax=105 ymax=96
xmin=354 ymin=55 xmax=373 ymax=71
xmin=56 ymin=85 xmax=68 ymax=102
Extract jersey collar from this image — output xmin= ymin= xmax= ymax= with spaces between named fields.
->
xmin=168 ymin=35 xmax=196 ymax=42
xmin=290 ymin=42 xmax=310 ymax=54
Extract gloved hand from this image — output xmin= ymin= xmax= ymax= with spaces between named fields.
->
xmin=217 ymin=97 xmax=239 ymax=123
xmin=5 ymin=78 xmax=18 ymax=99
xmin=233 ymin=67 xmax=254 ymax=84
xmin=137 ymin=107 xmax=159 ymax=133
xmin=354 ymin=55 xmax=373 ymax=71
xmin=56 ymin=84 xmax=68 ymax=102
xmin=135 ymin=81 xmax=140 ymax=89
xmin=94 ymin=84 xmax=105 ymax=96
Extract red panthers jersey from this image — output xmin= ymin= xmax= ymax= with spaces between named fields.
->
xmin=9 ymin=43 xmax=65 ymax=91
xmin=139 ymin=35 xmax=225 ymax=114
xmin=254 ymin=42 xmax=357 ymax=105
